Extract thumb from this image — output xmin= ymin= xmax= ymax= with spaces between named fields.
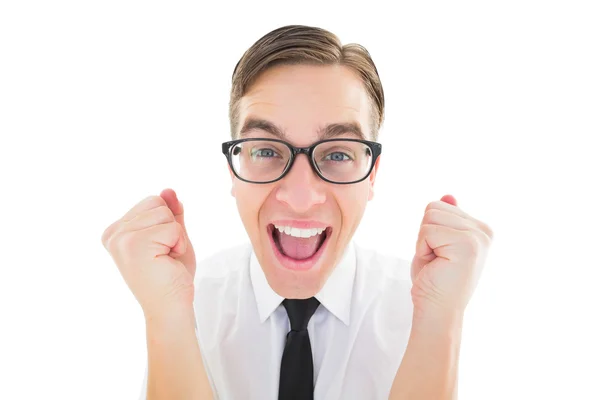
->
xmin=160 ymin=188 xmax=187 ymax=229
xmin=160 ymin=188 xmax=193 ymax=259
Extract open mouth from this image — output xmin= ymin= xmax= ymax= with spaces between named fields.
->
xmin=267 ymin=223 xmax=332 ymax=270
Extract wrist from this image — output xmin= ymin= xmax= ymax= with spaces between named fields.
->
xmin=144 ymin=304 xmax=196 ymax=329
xmin=412 ymin=305 xmax=464 ymax=335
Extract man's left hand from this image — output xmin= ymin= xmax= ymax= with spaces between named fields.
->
xmin=410 ymin=194 xmax=494 ymax=317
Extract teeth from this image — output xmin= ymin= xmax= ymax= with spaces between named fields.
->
xmin=274 ymin=225 xmax=326 ymax=238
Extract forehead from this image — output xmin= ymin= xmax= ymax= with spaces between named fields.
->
xmin=238 ymin=64 xmax=372 ymax=143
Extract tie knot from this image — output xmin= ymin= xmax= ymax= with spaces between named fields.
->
xmin=282 ymin=297 xmax=320 ymax=331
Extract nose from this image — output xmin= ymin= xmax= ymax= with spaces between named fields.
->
xmin=275 ymin=154 xmax=326 ymax=213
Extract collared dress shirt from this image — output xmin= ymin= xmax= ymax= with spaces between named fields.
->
xmin=139 ymin=240 xmax=414 ymax=400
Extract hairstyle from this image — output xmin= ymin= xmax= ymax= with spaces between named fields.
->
xmin=229 ymin=25 xmax=385 ymax=141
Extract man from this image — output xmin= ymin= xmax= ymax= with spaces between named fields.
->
xmin=101 ymin=25 xmax=494 ymax=400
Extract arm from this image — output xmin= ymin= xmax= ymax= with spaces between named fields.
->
xmin=391 ymin=195 xmax=493 ymax=399
xmin=388 ymin=309 xmax=463 ymax=400
xmin=145 ymin=306 xmax=213 ymax=400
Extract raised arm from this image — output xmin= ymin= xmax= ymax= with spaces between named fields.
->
xmin=389 ymin=309 xmax=462 ymax=399
xmin=389 ymin=195 xmax=493 ymax=399
xmin=145 ymin=307 xmax=213 ymax=400
xmin=102 ymin=189 xmax=213 ymax=399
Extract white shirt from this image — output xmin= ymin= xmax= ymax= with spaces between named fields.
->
xmin=139 ymin=241 xmax=414 ymax=400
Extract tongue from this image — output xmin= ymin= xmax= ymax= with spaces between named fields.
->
xmin=277 ymin=230 xmax=323 ymax=259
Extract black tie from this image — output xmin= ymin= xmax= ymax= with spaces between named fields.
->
xmin=278 ymin=297 xmax=321 ymax=400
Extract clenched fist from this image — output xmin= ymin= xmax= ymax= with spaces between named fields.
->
xmin=411 ymin=194 xmax=494 ymax=317
xmin=101 ymin=188 xmax=197 ymax=316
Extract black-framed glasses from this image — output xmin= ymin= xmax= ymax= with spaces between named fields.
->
xmin=221 ymin=138 xmax=382 ymax=184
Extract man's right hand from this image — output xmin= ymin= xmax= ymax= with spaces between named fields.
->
xmin=101 ymin=188 xmax=197 ymax=316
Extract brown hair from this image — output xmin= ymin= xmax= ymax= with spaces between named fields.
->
xmin=229 ymin=25 xmax=385 ymax=140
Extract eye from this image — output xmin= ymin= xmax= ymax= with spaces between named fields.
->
xmin=324 ymin=152 xmax=351 ymax=162
xmin=251 ymin=148 xmax=280 ymax=158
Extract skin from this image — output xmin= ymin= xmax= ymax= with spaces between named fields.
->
xmin=229 ymin=63 xmax=379 ymax=299
xmin=390 ymin=194 xmax=494 ymax=399
xmin=104 ymin=60 xmax=492 ymax=400
xmin=226 ymin=63 xmax=495 ymax=398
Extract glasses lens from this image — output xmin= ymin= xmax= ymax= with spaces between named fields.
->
xmin=313 ymin=140 xmax=373 ymax=183
xmin=230 ymin=140 xmax=291 ymax=182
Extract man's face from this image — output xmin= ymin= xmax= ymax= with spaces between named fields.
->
xmin=230 ymin=64 xmax=380 ymax=299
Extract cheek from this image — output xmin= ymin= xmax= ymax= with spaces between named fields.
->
xmin=233 ymin=182 xmax=271 ymax=231
xmin=335 ymin=185 xmax=370 ymax=227
xmin=339 ymin=197 xmax=366 ymax=220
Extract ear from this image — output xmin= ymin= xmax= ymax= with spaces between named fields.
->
xmin=228 ymin=164 xmax=236 ymax=197
xmin=368 ymin=156 xmax=381 ymax=201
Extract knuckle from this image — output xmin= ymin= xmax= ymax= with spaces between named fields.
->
xmin=131 ymin=195 xmax=167 ymax=216
xmin=483 ymin=224 xmax=494 ymax=241
xmin=464 ymin=231 xmax=483 ymax=253
xmin=151 ymin=196 xmax=168 ymax=209
xmin=107 ymin=229 xmax=142 ymax=261
xmin=426 ymin=200 xmax=444 ymax=211
xmin=424 ymin=202 xmax=437 ymax=213
xmin=155 ymin=205 xmax=175 ymax=223
xmin=102 ymin=222 xmax=120 ymax=250
xmin=419 ymin=223 xmax=433 ymax=238
xmin=101 ymin=220 xmax=119 ymax=248
xmin=482 ymin=229 xmax=493 ymax=245
xmin=143 ymin=195 xmax=166 ymax=207
xmin=113 ymin=231 xmax=137 ymax=254
xmin=423 ymin=208 xmax=441 ymax=223
xmin=101 ymin=228 xmax=110 ymax=248
xmin=474 ymin=220 xmax=494 ymax=242
xmin=104 ymin=231 xmax=119 ymax=253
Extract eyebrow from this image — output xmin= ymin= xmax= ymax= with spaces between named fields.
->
xmin=239 ymin=117 xmax=366 ymax=141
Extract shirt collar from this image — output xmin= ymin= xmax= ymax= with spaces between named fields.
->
xmin=250 ymin=241 xmax=356 ymax=326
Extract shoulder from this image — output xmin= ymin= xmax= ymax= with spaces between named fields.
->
xmin=352 ymin=242 xmax=414 ymax=331
xmin=353 ymin=242 xmax=412 ymax=283
xmin=194 ymin=242 xmax=252 ymax=279
xmin=192 ymin=242 xmax=252 ymax=316
xmin=192 ymin=243 xmax=253 ymax=343
xmin=193 ymin=242 xmax=252 ymax=297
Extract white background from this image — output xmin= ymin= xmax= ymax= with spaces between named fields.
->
xmin=1 ymin=1 xmax=599 ymax=399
